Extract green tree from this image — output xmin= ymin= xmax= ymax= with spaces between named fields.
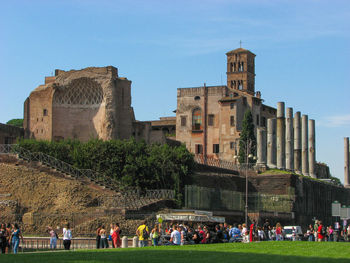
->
xmin=238 ymin=109 xmax=256 ymax=164
xmin=6 ymin=119 xmax=23 ymax=127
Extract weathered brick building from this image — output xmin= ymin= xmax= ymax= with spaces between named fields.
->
xmin=23 ymin=66 xmax=165 ymax=143
xmin=176 ymin=48 xmax=276 ymax=161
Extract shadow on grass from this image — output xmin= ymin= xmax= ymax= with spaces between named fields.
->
xmin=2 ymin=247 xmax=350 ymax=263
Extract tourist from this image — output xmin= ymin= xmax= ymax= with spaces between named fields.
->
xmin=180 ymin=226 xmax=186 ymax=245
xmin=5 ymin=223 xmax=11 ymax=253
xmin=136 ymin=220 xmax=149 ymax=247
xmin=112 ymin=223 xmax=121 ymax=248
xmin=48 ymin=226 xmax=58 ymax=249
xmin=63 ymin=223 xmax=72 ymax=250
xmin=258 ymin=227 xmax=266 ymax=241
xmin=10 ymin=223 xmax=23 ymax=254
xmin=249 ymin=220 xmax=256 ymax=242
xmin=197 ymin=225 xmax=206 ymax=244
xmin=96 ymin=224 xmax=102 ymax=249
xmin=314 ymin=220 xmax=319 ymax=242
xmin=242 ymin=223 xmax=249 ymax=243
xmin=306 ymin=224 xmax=315 ymax=241
xmin=275 ymin=223 xmax=282 ymax=241
xmin=0 ymin=224 xmax=7 ymax=254
xmin=268 ymin=226 xmax=275 ymax=241
xmin=192 ymin=229 xmax=202 ymax=244
xmin=186 ymin=228 xmax=194 ymax=244
xmin=327 ymin=225 xmax=334 ymax=242
xmin=151 ymin=225 xmax=160 ymax=246
xmin=263 ymin=219 xmax=270 ymax=241
xmin=170 ymin=225 xmax=181 ymax=245
xmin=203 ymin=226 xmax=211 ymax=244
xmin=109 ymin=223 xmax=115 ymax=248
xmin=212 ymin=225 xmax=223 ymax=243
xmin=229 ymin=224 xmax=241 ymax=243
xmin=317 ymin=221 xmax=325 ymax=242
xmin=99 ymin=225 xmax=109 ymax=248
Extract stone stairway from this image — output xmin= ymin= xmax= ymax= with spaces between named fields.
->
xmin=0 ymin=144 xmax=175 ymax=210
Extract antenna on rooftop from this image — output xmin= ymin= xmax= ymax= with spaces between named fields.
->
xmin=240 ymin=40 xmax=242 ymax=48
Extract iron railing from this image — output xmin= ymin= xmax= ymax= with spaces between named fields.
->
xmin=194 ymin=155 xmax=254 ymax=171
xmin=108 ymin=189 xmax=175 ymax=210
xmin=0 ymin=144 xmax=120 ymax=191
xmin=0 ymin=144 xmax=176 ymax=210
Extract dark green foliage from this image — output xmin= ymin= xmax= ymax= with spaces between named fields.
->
xmin=18 ymin=138 xmax=194 ymax=202
xmin=238 ymin=109 xmax=256 ymax=164
xmin=6 ymin=118 xmax=23 ymax=127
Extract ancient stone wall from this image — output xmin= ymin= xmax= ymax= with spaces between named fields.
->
xmin=187 ymin=170 xmax=350 ymax=226
xmin=24 ymin=66 xmax=137 ymax=142
xmin=0 ymin=123 xmax=24 ymax=144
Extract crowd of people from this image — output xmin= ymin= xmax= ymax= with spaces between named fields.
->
xmin=0 ymin=223 xmax=24 ymax=254
xmin=96 ymin=223 xmax=121 ymax=249
xmin=133 ymin=219 xmax=350 ymax=246
xmin=3 ymin=218 xmax=350 ymax=254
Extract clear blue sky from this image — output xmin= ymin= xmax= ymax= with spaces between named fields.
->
xmin=0 ymin=0 xmax=349 ymax=182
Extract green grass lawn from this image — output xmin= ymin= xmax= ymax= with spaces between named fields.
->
xmin=2 ymin=242 xmax=350 ymax=263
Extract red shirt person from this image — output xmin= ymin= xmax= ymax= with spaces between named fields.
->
xmin=317 ymin=221 xmax=324 ymax=241
xmin=249 ymin=221 xmax=256 ymax=242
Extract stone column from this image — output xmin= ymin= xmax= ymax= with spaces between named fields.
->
xmin=308 ymin=119 xmax=316 ymax=178
xmin=277 ymin=102 xmax=285 ymax=170
xmin=294 ymin=112 xmax=301 ymax=173
xmin=132 ymin=236 xmax=139 ymax=247
xmin=285 ymin=107 xmax=294 ymax=171
xmin=257 ymin=128 xmax=267 ymax=167
xmin=301 ymin=114 xmax=309 ymax=176
xmin=122 ymin=236 xmax=128 ymax=248
xmin=267 ymin=118 xmax=277 ymax=168
xmin=345 ymin=137 xmax=350 ymax=188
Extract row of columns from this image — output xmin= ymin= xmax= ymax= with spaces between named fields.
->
xmin=256 ymin=102 xmax=316 ymax=178
xmin=345 ymin=137 xmax=350 ymax=188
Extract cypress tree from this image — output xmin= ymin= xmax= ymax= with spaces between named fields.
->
xmin=238 ymin=109 xmax=256 ymax=164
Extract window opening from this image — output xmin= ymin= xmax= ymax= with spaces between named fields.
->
xmin=192 ymin=108 xmax=202 ymax=130
xmin=213 ymin=144 xmax=220 ymax=154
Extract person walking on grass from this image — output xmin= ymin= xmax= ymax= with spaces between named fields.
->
xmin=96 ymin=224 xmax=102 ymax=249
xmin=48 ymin=226 xmax=58 ymax=249
xmin=10 ymin=223 xmax=24 ymax=254
xmin=151 ymin=225 xmax=160 ymax=246
xmin=0 ymin=224 xmax=7 ymax=254
xmin=112 ymin=223 xmax=121 ymax=248
xmin=100 ymin=225 xmax=109 ymax=248
xmin=170 ymin=225 xmax=181 ymax=245
xmin=275 ymin=223 xmax=283 ymax=241
xmin=63 ymin=223 xmax=72 ymax=250
xmin=136 ymin=220 xmax=149 ymax=247
xmin=317 ymin=221 xmax=325 ymax=242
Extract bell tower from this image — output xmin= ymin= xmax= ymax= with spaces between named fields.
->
xmin=226 ymin=47 xmax=256 ymax=95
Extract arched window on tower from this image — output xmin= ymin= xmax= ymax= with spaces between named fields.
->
xmin=238 ymin=80 xmax=243 ymax=90
xmin=241 ymin=62 xmax=244 ymax=71
xmin=192 ymin=108 xmax=202 ymax=131
xmin=233 ymin=62 xmax=236 ymax=72
xmin=230 ymin=63 xmax=234 ymax=72
xmin=231 ymin=80 xmax=236 ymax=89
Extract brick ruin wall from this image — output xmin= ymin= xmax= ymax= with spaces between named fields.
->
xmin=187 ymin=171 xmax=350 ymax=227
xmin=0 ymin=123 xmax=24 ymax=144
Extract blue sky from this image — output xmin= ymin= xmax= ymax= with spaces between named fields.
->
xmin=0 ymin=0 xmax=349 ymax=182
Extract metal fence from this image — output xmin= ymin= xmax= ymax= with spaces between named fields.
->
xmin=0 ymin=144 xmax=175 ymax=210
xmin=184 ymin=185 xmax=294 ymax=213
xmin=194 ymin=155 xmax=254 ymax=171
xmin=107 ymin=189 xmax=175 ymax=210
xmin=0 ymin=144 xmax=120 ymax=191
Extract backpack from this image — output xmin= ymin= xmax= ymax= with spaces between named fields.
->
xmin=55 ymin=232 xmax=59 ymax=239
xmin=142 ymin=227 xmax=149 ymax=239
